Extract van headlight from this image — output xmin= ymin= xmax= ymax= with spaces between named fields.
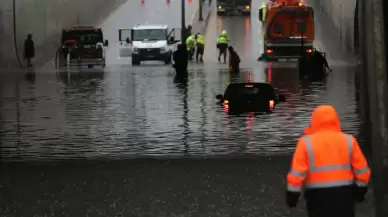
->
xmin=132 ymin=47 xmax=139 ymax=52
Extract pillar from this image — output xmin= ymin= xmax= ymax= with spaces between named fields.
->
xmin=365 ymin=0 xmax=388 ymax=215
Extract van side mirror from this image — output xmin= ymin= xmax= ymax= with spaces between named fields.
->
xmin=104 ymin=40 xmax=109 ymax=46
xmin=278 ymin=95 xmax=286 ymax=102
xmin=258 ymin=9 xmax=264 ymax=22
xmin=126 ymin=38 xmax=130 ymax=44
xmin=216 ymin=94 xmax=223 ymax=100
xmin=169 ymin=36 xmax=175 ymax=42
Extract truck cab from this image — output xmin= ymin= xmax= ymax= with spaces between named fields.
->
xmin=258 ymin=1 xmax=315 ymax=61
xmin=118 ymin=25 xmax=181 ymax=65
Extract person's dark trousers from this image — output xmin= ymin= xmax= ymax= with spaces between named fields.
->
xmin=188 ymin=49 xmax=194 ymax=60
xmin=218 ymin=44 xmax=228 ymax=63
xmin=26 ymin=58 xmax=32 ymax=67
xmin=304 ymin=186 xmax=356 ymax=217
xmin=175 ymin=68 xmax=188 ymax=79
xmin=196 ymin=44 xmax=204 ymax=62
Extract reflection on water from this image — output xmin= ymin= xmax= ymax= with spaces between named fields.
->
xmin=0 ymin=65 xmax=360 ymax=161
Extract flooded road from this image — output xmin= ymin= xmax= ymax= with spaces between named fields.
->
xmin=0 ymin=1 xmax=374 ymax=217
xmin=0 ymin=0 xmax=361 ymax=161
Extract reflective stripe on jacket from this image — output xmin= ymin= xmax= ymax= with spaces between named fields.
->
xmin=196 ymin=34 xmax=205 ymax=44
xmin=287 ymin=106 xmax=371 ymax=192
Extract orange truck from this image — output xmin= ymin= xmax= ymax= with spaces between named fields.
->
xmin=258 ymin=0 xmax=315 ymax=61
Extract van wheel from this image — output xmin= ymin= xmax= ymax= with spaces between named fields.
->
xmin=132 ymin=58 xmax=140 ymax=65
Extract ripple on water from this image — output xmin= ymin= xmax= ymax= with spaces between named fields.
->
xmin=0 ymin=66 xmax=361 ymax=161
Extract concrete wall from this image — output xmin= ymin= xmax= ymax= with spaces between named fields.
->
xmin=0 ymin=0 xmax=126 ymax=68
xmin=307 ymin=0 xmax=358 ymax=55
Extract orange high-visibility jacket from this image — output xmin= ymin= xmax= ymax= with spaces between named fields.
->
xmin=287 ymin=105 xmax=371 ymax=192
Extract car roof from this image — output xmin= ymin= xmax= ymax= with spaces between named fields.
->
xmin=133 ymin=24 xmax=168 ymax=30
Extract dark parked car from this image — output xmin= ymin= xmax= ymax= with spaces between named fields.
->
xmin=55 ymin=26 xmax=108 ymax=69
xmin=216 ymin=82 xmax=285 ymax=114
xmin=217 ymin=0 xmax=251 ymax=16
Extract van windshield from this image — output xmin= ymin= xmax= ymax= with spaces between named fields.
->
xmin=133 ymin=29 xmax=166 ymax=41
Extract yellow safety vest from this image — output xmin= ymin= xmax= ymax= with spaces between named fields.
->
xmin=196 ymin=34 xmax=205 ymax=44
xmin=217 ymin=35 xmax=228 ymax=44
xmin=186 ymin=36 xmax=195 ymax=49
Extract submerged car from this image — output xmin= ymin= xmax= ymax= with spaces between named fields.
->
xmin=55 ymin=26 xmax=108 ymax=69
xmin=216 ymin=82 xmax=285 ymax=114
xmin=217 ymin=0 xmax=251 ymax=16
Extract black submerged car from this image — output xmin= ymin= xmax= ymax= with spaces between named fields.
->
xmin=216 ymin=82 xmax=285 ymax=114
xmin=217 ymin=0 xmax=251 ymax=16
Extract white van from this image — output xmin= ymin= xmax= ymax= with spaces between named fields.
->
xmin=118 ymin=24 xmax=181 ymax=65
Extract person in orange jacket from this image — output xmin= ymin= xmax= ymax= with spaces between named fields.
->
xmin=286 ymin=105 xmax=371 ymax=217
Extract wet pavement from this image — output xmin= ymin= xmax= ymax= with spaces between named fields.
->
xmin=0 ymin=0 xmax=374 ymax=216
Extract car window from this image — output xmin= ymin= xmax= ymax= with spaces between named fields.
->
xmin=224 ymin=84 xmax=275 ymax=99
xmin=62 ymin=30 xmax=103 ymax=45
xmin=133 ymin=29 xmax=166 ymax=41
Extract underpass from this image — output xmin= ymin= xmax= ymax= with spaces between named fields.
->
xmin=0 ymin=0 xmax=384 ymax=216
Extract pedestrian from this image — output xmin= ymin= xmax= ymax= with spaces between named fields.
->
xmin=228 ymin=46 xmax=240 ymax=73
xmin=173 ymin=43 xmax=189 ymax=78
xmin=185 ymin=25 xmax=192 ymax=41
xmin=195 ymin=33 xmax=205 ymax=63
xmin=216 ymin=30 xmax=229 ymax=63
xmin=312 ymin=49 xmax=332 ymax=72
xmin=185 ymin=34 xmax=196 ymax=60
xmin=286 ymin=105 xmax=371 ymax=217
xmin=24 ymin=33 xmax=35 ymax=67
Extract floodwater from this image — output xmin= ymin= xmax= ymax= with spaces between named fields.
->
xmin=0 ymin=0 xmax=361 ymax=162
xmin=0 ymin=1 xmax=374 ymax=217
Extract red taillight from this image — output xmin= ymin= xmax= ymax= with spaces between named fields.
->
xmin=224 ymin=104 xmax=229 ymax=112
xmin=269 ymin=100 xmax=275 ymax=110
xmin=266 ymin=49 xmax=273 ymax=54
xmin=306 ymin=49 xmax=312 ymax=53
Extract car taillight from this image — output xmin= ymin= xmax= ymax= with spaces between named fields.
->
xmin=306 ymin=49 xmax=312 ymax=53
xmin=224 ymin=104 xmax=229 ymax=112
xmin=224 ymin=100 xmax=229 ymax=104
xmin=266 ymin=49 xmax=273 ymax=54
xmin=269 ymin=100 xmax=275 ymax=110
xmin=245 ymin=5 xmax=250 ymax=9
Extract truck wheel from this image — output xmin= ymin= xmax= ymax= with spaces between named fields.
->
xmin=132 ymin=58 xmax=140 ymax=65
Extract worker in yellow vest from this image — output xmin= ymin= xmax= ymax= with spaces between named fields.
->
xmin=195 ymin=33 xmax=205 ymax=62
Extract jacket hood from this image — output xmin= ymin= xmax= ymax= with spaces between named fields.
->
xmin=304 ymin=105 xmax=342 ymax=134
